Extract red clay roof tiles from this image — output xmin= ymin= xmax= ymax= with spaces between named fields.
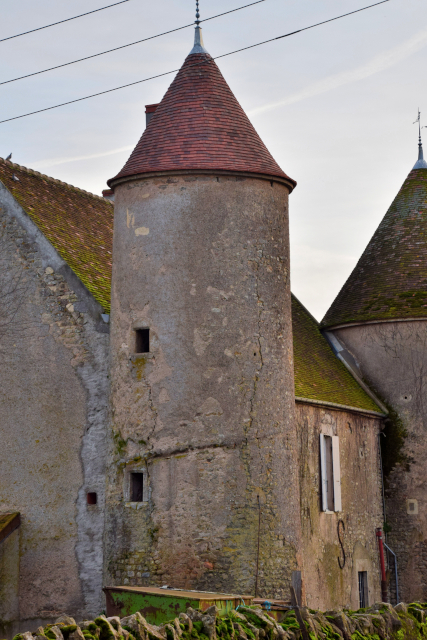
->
xmin=109 ymin=52 xmax=295 ymax=188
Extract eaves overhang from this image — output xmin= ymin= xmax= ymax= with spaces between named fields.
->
xmin=108 ymin=168 xmax=297 ymax=192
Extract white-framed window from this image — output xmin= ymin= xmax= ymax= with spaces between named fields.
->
xmin=320 ymin=434 xmax=342 ymax=512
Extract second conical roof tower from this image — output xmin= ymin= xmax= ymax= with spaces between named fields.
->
xmin=323 ymin=134 xmax=427 ymax=327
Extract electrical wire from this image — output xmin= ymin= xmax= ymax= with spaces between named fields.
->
xmin=0 ymin=0 xmax=392 ymax=125
xmin=215 ymin=0 xmax=391 ymax=61
xmin=0 ymin=0 xmax=268 ymax=86
xmin=0 ymin=0 xmax=134 ymax=44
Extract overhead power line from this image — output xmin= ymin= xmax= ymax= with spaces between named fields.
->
xmin=0 ymin=0 xmax=392 ymax=125
xmin=0 ymin=0 xmax=134 ymax=44
xmin=215 ymin=0 xmax=392 ymax=60
xmin=0 ymin=0 xmax=268 ymax=86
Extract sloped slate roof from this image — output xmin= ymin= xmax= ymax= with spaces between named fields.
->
xmin=292 ymin=295 xmax=381 ymax=412
xmin=109 ymin=52 xmax=295 ymax=188
xmin=323 ymin=167 xmax=427 ymax=327
xmin=0 ymin=158 xmax=113 ymax=311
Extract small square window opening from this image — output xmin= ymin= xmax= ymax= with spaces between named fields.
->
xmin=131 ymin=472 xmax=144 ymax=502
xmin=87 ymin=492 xmax=97 ymax=505
xmin=135 ymin=329 xmax=150 ymax=354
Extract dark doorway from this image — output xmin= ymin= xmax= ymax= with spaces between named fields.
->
xmin=358 ymin=571 xmax=368 ymax=608
xmin=131 ymin=472 xmax=144 ymax=502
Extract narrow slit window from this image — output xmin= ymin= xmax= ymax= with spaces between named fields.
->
xmin=358 ymin=571 xmax=368 ymax=608
xmin=131 ymin=472 xmax=144 ymax=502
xmin=87 ymin=492 xmax=97 ymax=505
xmin=135 ymin=329 xmax=149 ymax=354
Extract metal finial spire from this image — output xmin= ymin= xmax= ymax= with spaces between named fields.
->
xmin=413 ymin=109 xmax=427 ymax=169
xmin=190 ymin=0 xmax=208 ymax=55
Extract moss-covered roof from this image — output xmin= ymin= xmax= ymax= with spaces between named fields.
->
xmin=323 ymin=167 xmax=427 ymax=327
xmin=292 ymin=295 xmax=381 ymax=412
xmin=0 ymin=158 xmax=113 ymax=312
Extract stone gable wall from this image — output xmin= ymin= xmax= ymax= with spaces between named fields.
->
xmin=0 ymin=197 xmax=109 ymax=637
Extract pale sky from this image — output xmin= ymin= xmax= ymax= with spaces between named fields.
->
xmin=1 ymin=0 xmax=427 ymax=319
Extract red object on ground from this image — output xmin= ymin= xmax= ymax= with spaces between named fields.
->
xmin=109 ymin=52 xmax=296 ymax=188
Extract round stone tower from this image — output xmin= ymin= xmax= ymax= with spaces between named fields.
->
xmin=105 ymin=25 xmax=301 ymax=597
xmin=322 ymin=135 xmax=427 ymax=602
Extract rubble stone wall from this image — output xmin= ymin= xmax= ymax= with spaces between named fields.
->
xmin=296 ymin=402 xmax=384 ymax=610
xmin=7 ymin=600 xmax=427 ymax=640
xmin=106 ymin=173 xmax=301 ymax=597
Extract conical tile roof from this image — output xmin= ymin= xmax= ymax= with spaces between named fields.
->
xmin=322 ymin=165 xmax=427 ymax=327
xmin=108 ymin=50 xmax=295 ymax=188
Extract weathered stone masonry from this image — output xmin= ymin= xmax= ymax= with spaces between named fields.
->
xmin=0 ymin=185 xmax=109 ymax=637
xmin=105 ymin=173 xmax=302 ymax=597
xmin=296 ymin=403 xmax=383 ymax=611
xmin=332 ymin=321 xmax=427 ymax=603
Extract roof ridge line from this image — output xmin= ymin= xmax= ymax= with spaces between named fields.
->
xmin=295 ymin=396 xmax=386 ymax=417
xmin=0 ymin=157 xmax=109 ymax=202
xmin=291 ymin=292 xmax=320 ymax=326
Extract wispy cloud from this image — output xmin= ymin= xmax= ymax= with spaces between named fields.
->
xmin=30 ymin=145 xmax=134 ymax=169
xmin=248 ymin=25 xmax=427 ymax=116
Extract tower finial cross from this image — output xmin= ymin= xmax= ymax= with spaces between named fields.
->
xmin=196 ymin=0 xmax=200 ymax=26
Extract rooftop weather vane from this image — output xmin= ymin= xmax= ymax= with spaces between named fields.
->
xmin=414 ymin=109 xmax=422 ymax=144
xmin=190 ymin=0 xmax=208 ymax=54
xmin=412 ymin=109 xmax=427 ymax=169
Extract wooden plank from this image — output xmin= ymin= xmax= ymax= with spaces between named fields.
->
xmin=290 ymin=587 xmax=310 ymax=640
xmin=104 ymin=585 xmax=253 ymax=601
xmin=0 ymin=513 xmax=20 ymax=545
xmin=291 ymin=571 xmax=302 ymax=607
xmin=319 ymin=434 xmax=328 ymax=511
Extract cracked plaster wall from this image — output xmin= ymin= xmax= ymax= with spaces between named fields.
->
xmin=105 ymin=173 xmax=302 ymax=597
xmin=0 ymin=194 xmax=109 ymax=637
xmin=333 ymin=322 xmax=427 ymax=603
xmin=296 ymin=403 xmax=383 ymax=610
